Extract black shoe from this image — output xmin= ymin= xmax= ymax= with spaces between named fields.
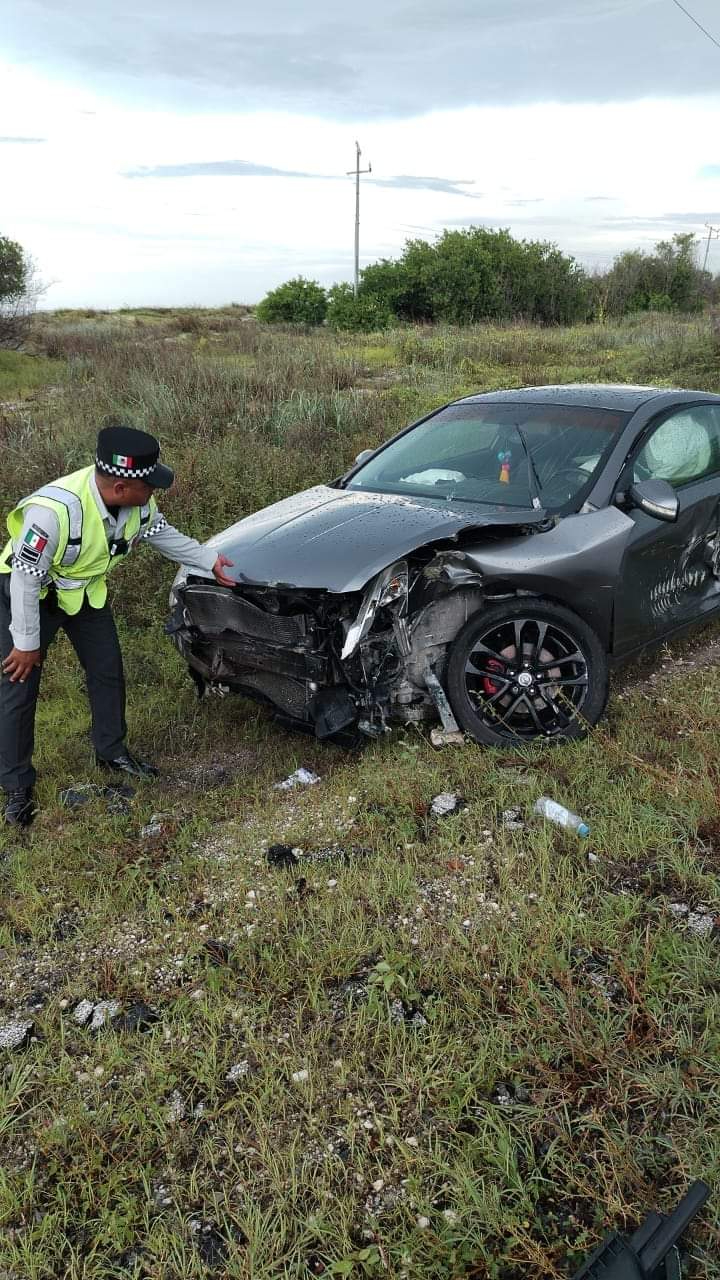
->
xmin=96 ymin=752 xmax=160 ymax=781
xmin=3 ymin=787 xmax=37 ymax=827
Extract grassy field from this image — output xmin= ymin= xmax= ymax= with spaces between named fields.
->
xmin=1 ymin=310 xmax=720 ymax=1279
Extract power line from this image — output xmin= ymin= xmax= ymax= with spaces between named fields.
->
xmin=670 ymin=0 xmax=720 ymax=53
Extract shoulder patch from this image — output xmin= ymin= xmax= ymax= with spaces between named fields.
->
xmin=18 ymin=523 xmax=50 ymax=565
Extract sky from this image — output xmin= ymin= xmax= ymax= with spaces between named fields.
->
xmin=1 ymin=0 xmax=720 ymax=308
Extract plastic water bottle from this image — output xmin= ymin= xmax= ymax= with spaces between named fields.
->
xmin=533 ymin=796 xmax=590 ymax=838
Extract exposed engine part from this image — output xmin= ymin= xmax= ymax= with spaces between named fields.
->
xmin=170 ymin=553 xmax=492 ymax=741
xmin=424 ymin=670 xmax=462 ymax=734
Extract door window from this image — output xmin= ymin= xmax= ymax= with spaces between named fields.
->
xmin=633 ymin=406 xmax=720 ymax=488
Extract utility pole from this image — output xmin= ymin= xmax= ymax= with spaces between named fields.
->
xmin=703 ymin=223 xmax=720 ymax=273
xmin=347 ymin=141 xmax=372 ymax=296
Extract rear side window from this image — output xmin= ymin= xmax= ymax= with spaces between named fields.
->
xmin=633 ymin=406 xmax=720 ymax=488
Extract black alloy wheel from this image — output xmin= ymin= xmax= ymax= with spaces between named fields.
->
xmin=446 ymin=599 xmax=608 ymax=746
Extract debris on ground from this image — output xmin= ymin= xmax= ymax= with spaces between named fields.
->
xmin=298 ymin=842 xmax=372 ymax=866
xmin=489 ymin=1080 xmax=532 ymax=1105
xmin=113 ymin=1002 xmax=159 ymax=1033
xmin=533 ymin=795 xmax=590 ymax=837
xmin=668 ymin=902 xmax=718 ymax=937
xmin=0 ymin=1019 xmax=35 ymax=1051
xmin=501 ymin=806 xmax=526 ymax=831
xmin=72 ymin=999 xmax=95 ymax=1026
xmin=430 ymin=792 xmax=467 ymax=818
xmin=139 ymin=813 xmax=171 ymax=839
xmin=89 ymin=1000 xmax=121 ymax=1031
xmin=189 ymin=1220 xmax=230 ymax=1268
xmin=570 ymin=948 xmax=624 ymax=1004
xmin=166 ymin=1090 xmax=186 ymax=1123
xmin=225 ymin=1060 xmax=251 ymax=1083
xmin=266 ymin=843 xmax=300 ymax=867
xmin=71 ymin=999 xmax=123 ymax=1030
xmin=430 ymin=727 xmax=465 ymax=748
xmin=203 ymin=939 xmax=231 ymax=966
xmin=389 ymin=998 xmax=429 ymax=1028
xmin=59 ymin=783 xmax=135 ymax=813
xmin=273 ymin=767 xmax=321 ymax=791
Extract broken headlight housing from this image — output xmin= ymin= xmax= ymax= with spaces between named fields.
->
xmin=341 ymin=560 xmax=408 ymax=660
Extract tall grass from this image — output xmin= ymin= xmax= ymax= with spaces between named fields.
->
xmin=1 ymin=308 xmax=720 ymax=1278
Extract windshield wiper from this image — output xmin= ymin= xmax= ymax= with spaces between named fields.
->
xmin=514 ymin=424 xmax=544 ymax=510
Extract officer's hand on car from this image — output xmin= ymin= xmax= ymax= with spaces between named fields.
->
xmin=2 ymin=648 xmax=42 ymax=683
xmin=212 ymin=555 xmax=236 ymax=587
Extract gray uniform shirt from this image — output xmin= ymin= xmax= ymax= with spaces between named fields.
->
xmin=9 ymin=473 xmax=217 ymax=650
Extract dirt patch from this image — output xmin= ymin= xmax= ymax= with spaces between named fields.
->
xmin=614 ymin=624 xmax=720 ymax=698
xmin=165 ymin=750 xmax=258 ymax=791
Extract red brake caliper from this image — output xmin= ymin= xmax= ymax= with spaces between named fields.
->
xmin=483 ymin=658 xmax=505 ymax=696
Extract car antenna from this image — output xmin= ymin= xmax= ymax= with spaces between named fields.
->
xmin=514 ymin=423 xmax=544 ymax=510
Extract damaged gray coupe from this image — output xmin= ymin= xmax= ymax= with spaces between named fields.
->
xmin=167 ymin=384 xmax=720 ymax=745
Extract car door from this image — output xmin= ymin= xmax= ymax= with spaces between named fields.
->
xmin=613 ymin=403 xmax=720 ymax=656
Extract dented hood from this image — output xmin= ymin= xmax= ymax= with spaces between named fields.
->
xmin=203 ymin=484 xmax=546 ymax=592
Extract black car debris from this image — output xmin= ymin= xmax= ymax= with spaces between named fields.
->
xmin=167 ymin=384 xmax=720 ymax=746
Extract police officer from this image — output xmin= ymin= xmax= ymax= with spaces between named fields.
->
xmin=0 ymin=422 xmax=235 ymax=826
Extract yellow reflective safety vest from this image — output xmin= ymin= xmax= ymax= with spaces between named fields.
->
xmin=0 ymin=465 xmax=157 ymax=615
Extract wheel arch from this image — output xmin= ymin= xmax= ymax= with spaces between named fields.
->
xmin=481 ymin=580 xmax=610 ymax=649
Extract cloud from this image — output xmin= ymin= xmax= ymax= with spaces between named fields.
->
xmin=602 ymin=210 xmax=720 ymax=226
xmin=125 ymin=159 xmax=320 ymax=179
xmin=369 ymin=175 xmax=480 ymax=198
xmin=0 ymin=135 xmax=46 ymax=143
xmin=3 ymin=0 xmax=719 ymax=118
xmin=124 ymin=159 xmax=480 ymax=198
xmin=699 ymin=165 xmax=720 ymax=179
xmin=585 ymin=195 xmax=617 ymax=201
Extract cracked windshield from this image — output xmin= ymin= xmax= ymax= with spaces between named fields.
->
xmin=347 ymin=402 xmax=629 ymax=509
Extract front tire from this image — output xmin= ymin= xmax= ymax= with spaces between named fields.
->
xmin=445 ymin=599 xmax=608 ymax=747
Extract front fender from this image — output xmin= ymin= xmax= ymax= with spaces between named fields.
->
xmin=461 ymin=508 xmax=634 ymax=649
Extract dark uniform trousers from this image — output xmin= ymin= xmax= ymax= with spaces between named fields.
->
xmin=0 ymin=576 xmax=127 ymax=790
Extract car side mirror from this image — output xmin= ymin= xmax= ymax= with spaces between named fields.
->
xmin=628 ymin=478 xmax=679 ymax=523
xmin=354 ymin=449 xmax=374 ymax=466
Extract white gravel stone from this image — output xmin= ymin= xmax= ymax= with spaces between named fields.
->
xmin=0 ymin=1019 xmax=34 ymax=1051
xmin=226 ymin=1060 xmax=251 ymax=1083
xmin=166 ymin=1090 xmax=186 ymax=1123
xmin=73 ymin=999 xmax=95 ymax=1026
xmin=430 ymin=793 xmax=462 ymax=817
xmin=502 ymin=807 xmax=526 ymax=831
xmin=687 ymin=910 xmax=716 ymax=937
xmin=89 ymin=1001 xmax=120 ymax=1031
xmin=274 ymin=768 xmax=320 ymax=791
xmin=291 ymin=1069 xmax=309 ymax=1084
xmin=416 ymin=1216 xmax=430 ymax=1230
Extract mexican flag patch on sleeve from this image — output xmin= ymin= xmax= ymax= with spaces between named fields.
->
xmin=23 ymin=527 xmax=48 ymax=554
xmin=18 ymin=523 xmax=50 ymax=567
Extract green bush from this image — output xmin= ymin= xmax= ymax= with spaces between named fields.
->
xmin=594 ymin=234 xmax=710 ymax=317
xmin=326 ymin=283 xmax=393 ymax=332
xmin=358 ymin=227 xmax=590 ymax=326
xmin=255 ymin=276 xmax=327 ymax=326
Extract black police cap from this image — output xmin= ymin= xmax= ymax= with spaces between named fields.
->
xmin=95 ymin=424 xmax=174 ymax=490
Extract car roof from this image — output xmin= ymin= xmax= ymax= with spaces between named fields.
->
xmin=455 ymin=383 xmax=720 ymax=412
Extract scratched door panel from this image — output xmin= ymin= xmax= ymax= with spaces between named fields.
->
xmin=613 ymin=405 xmax=720 ymax=656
